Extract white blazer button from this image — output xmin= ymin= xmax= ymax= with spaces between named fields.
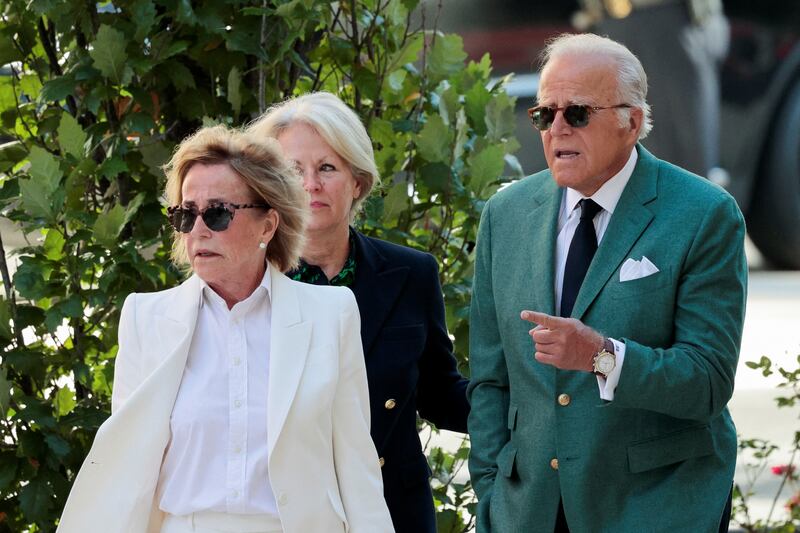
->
xmin=278 ymin=493 xmax=288 ymax=505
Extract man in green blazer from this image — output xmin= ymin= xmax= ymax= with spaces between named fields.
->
xmin=467 ymin=33 xmax=747 ymax=533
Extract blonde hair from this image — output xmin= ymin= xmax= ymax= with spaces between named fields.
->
xmin=541 ymin=33 xmax=653 ymax=140
xmin=247 ymin=92 xmax=379 ymax=219
xmin=163 ymin=125 xmax=308 ymax=271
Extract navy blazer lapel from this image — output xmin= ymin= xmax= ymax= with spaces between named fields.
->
xmin=572 ymin=145 xmax=658 ymax=320
xmin=350 ymin=231 xmax=409 ymax=357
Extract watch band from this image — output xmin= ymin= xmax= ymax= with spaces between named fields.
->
xmin=603 ymin=338 xmax=615 ymax=355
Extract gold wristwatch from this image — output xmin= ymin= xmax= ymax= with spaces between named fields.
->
xmin=592 ymin=338 xmax=616 ymax=377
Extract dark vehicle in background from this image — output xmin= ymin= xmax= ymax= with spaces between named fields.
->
xmin=438 ymin=0 xmax=800 ymax=268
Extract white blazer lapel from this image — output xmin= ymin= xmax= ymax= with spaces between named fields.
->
xmin=267 ymin=265 xmax=311 ymax=455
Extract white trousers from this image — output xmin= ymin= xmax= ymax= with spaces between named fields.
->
xmin=161 ymin=511 xmax=283 ymax=533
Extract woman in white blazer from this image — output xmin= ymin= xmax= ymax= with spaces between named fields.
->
xmin=57 ymin=125 xmax=393 ymax=533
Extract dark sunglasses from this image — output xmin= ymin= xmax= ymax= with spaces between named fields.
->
xmin=527 ymin=103 xmax=631 ymax=131
xmin=166 ymin=202 xmax=270 ymax=233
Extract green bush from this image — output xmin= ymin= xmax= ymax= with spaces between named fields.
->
xmin=0 ymin=0 xmax=521 ymax=530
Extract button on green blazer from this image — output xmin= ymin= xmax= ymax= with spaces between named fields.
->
xmin=468 ymin=145 xmax=747 ymax=532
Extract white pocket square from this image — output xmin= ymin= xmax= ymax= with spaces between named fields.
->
xmin=620 ymin=256 xmax=660 ymax=282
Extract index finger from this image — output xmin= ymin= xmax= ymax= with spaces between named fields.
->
xmin=520 ymin=310 xmax=557 ymax=329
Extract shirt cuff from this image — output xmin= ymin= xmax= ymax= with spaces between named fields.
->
xmin=596 ymin=338 xmax=626 ymax=401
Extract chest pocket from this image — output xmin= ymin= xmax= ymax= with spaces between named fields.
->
xmin=608 ymin=265 xmax=673 ymax=301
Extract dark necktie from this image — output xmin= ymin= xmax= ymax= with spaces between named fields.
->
xmin=560 ymin=198 xmax=603 ymax=318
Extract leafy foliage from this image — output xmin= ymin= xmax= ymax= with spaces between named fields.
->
xmin=0 ymin=0 xmax=521 ymax=530
xmin=734 ymin=355 xmax=800 ymax=532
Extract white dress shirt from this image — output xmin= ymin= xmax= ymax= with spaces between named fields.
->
xmin=555 ymin=148 xmax=638 ymax=401
xmin=157 ymin=269 xmax=278 ymax=516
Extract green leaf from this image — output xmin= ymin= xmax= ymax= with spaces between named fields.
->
xmin=417 ymin=114 xmax=452 ymax=163
xmin=124 ymin=192 xmax=146 ymax=225
xmin=94 ymin=204 xmax=127 ymax=248
xmin=13 ymin=261 xmax=48 ymax=300
xmin=139 ymin=139 xmax=171 ymax=175
xmin=22 ymin=146 xmax=63 ymax=219
xmin=438 ymin=85 xmax=459 ymax=125
xmin=0 ymin=369 xmax=10 ymax=419
xmin=90 ymin=25 xmax=129 ymax=84
xmin=428 ymin=33 xmax=467 ymax=79
xmin=420 ymin=162 xmax=451 ymax=193
xmin=0 ymin=454 xmax=16 ymax=490
xmin=28 ymin=146 xmax=61 ymax=190
xmin=18 ymin=474 xmax=54 ymax=524
xmin=53 ymin=387 xmax=76 ymax=418
xmin=20 ymin=74 xmax=43 ymax=100
xmin=44 ymin=294 xmax=84 ymax=331
xmin=39 ymin=75 xmax=77 ymax=103
xmin=467 ymin=144 xmax=505 ymax=192
xmin=20 ymin=178 xmax=55 ymax=220
xmin=100 ymin=156 xmax=129 ymax=179
xmin=43 ymin=229 xmax=66 ymax=261
xmin=166 ymin=61 xmax=196 ymax=90
xmin=354 ymin=66 xmax=379 ymax=100
xmin=57 ymin=113 xmax=87 ymax=158
xmin=387 ymin=33 xmax=423 ymax=71
xmin=227 ymin=66 xmax=242 ymax=117
xmin=383 ymin=182 xmax=408 ymax=221
xmin=132 ymin=0 xmax=158 ymax=42
xmin=45 ymin=433 xmax=71 ymax=456
xmin=485 ymin=92 xmax=516 ymax=141
xmin=123 ymin=112 xmax=156 ymax=134
xmin=0 ymin=32 xmax=23 ymax=66
xmin=176 ymin=0 xmax=198 ymax=26
xmin=465 ymin=82 xmax=491 ymax=135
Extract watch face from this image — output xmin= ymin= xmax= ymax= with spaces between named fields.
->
xmin=596 ymin=353 xmax=615 ymax=374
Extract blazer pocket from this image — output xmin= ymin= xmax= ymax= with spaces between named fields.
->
xmin=496 ymin=441 xmax=518 ymax=478
xmin=611 ymin=266 xmax=673 ymax=301
xmin=627 ymin=424 xmax=714 ymax=474
xmin=327 ymin=489 xmax=350 ymax=532
xmin=379 ymin=324 xmax=424 ymax=342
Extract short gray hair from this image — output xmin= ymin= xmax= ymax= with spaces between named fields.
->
xmin=247 ymin=92 xmax=379 ymax=219
xmin=541 ymin=33 xmax=652 ymax=140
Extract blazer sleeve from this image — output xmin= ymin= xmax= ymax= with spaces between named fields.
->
xmin=467 ymin=200 xmax=511 ymax=530
xmin=111 ymin=293 xmax=142 ymax=414
xmin=332 ymin=289 xmax=394 ymax=532
xmin=612 ymin=192 xmax=747 ymax=422
xmin=416 ymin=253 xmax=470 ymax=433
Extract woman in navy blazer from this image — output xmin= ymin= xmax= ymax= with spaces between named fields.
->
xmin=249 ymin=92 xmax=469 ymax=532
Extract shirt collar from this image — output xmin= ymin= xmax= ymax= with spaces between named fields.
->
xmin=289 ymin=227 xmax=357 ymax=287
xmin=564 ymin=147 xmax=638 ymax=216
xmin=198 ymin=263 xmax=272 ymax=310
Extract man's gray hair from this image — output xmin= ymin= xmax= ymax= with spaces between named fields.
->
xmin=541 ymin=33 xmax=653 ymax=140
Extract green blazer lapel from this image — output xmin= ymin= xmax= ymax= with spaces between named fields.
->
xmin=572 ymin=145 xmax=658 ymax=320
xmin=525 ymin=175 xmax=562 ymax=316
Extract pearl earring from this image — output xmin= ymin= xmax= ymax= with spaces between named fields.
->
xmin=259 ymin=242 xmax=267 ymax=250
